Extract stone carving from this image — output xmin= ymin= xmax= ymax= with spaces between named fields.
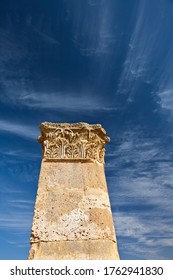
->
xmin=38 ymin=122 xmax=110 ymax=164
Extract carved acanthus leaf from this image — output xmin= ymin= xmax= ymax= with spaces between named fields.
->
xmin=39 ymin=122 xmax=110 ymax=164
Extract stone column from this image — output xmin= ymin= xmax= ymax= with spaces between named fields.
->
xmin=29 ymin=122 xmax=119 ymax=260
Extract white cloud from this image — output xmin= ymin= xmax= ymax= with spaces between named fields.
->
xmin=0 ymin=91 xmax=117 ymax=112
xmin=9 ymin=199 xmax=35 ymax=210
xmin=0 ymin=148 xmax=40 ymax=159
xmin=71 ymin=0 xmax=117 ymax=56
xmin=0 ymin=26 xmax=31 ymax=102
xmin=0 ymin=193 xmax=34 ymax=234
xmin=18 ymin=92 xmax=102 ymax=110
xmin=117 ymin=2 xmax=150 ymax=96
xmin=114 ymin=211 xmax=173 ymax=259
xmin=106 ymin=128 xmax=173 ymax=259
xmin=0 ymin=198 xmax=34 ymax=233
xmin=0 ymin=212 xmax=32 ymax=232
xmin=0 ymin=120 xmax=38 ymax=139
xmin=116 ymin=0 xmax=173 ymax=109
xmin=158 ymin=89 xmax=173 ymax=113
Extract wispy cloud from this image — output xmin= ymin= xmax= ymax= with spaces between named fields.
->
xmin=0 ymin=196 xmax=33 ymax=234
xmin=114 ymin=211 xmax=173 ymax=259
xmin=158 ymin=89 xmax=173 ymax=114
xmin=71 ymin=0 xmax=117 ymax=56
xmin=0 ymin=25 xmax=31 ymax=101
xmin=29 ymin=22 xmax=61 ymax=46
xmin=106 ymin=128 xmax=173 ymax=259
xmin=8 ymin=199 xmax=34 ymax=211
xmin=0 ymin=148 xmax=40 ymax=159
xmin=0 ymin=91 xmax=117 ymax=112
xmin=0 ymin=193 xmax=34 ymax=235
xmin=0 ymin=212 xmax=32 ymax=233
xmin=3 ymin=239 xmax=29 ymax=248
xmin=87 ymin=0 xmax=101 ymax=7
xmin=117 ymin=0 xmax=173 ymax=110
xmin=117 ymin=1 xmax=151 ymax=97
xmin=0 ymin=120 xmax=38 ymax=139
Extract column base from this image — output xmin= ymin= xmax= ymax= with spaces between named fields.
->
xmin=29 ymin=240 xmax=119 ymax=260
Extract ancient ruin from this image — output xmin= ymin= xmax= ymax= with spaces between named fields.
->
xmin=29 ymin=122 xmax=119 ymax=259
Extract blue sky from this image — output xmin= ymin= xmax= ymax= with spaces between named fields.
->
xmin=0 ymin=0 xmax=173 ymax=260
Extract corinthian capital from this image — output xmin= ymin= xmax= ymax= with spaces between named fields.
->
xmin=38 ymin=122 xmax=110 ymax=164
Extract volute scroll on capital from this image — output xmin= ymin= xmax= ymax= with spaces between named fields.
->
xmin=38 ymin=122 xmax=110 ymax=164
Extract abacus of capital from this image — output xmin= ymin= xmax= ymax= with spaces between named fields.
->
xmin=29 ymin=122 xmax=119 ymax=260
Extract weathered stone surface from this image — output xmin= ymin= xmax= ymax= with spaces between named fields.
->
xmin=29 ymin=122 xmax=119 ymax=259
xmin=28 ymin=240 xmax=119 ymax=260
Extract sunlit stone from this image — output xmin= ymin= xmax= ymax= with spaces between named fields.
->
xmin=28 ymin=122 xmax=119 ymax=260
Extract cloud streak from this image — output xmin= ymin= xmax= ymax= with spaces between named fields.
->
xmin=0 ymin=212 xmax=32 ymax=233
xmin=0 ymin=148 xmax=40 ymax=159
xmin=116 ymin=0 xmax=173 ymax=114
xmin=0 ymin=120 xmax=38 ymax=140
xmin=114 ymin=211 xmax=173 ymax=259
xmin=71 ymin=0 xmax=117 ymax=56
xmin=0 ymin=91 xmax=117 ymax=112
xmin=106 ymin=127 xmax=173 ymax=259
